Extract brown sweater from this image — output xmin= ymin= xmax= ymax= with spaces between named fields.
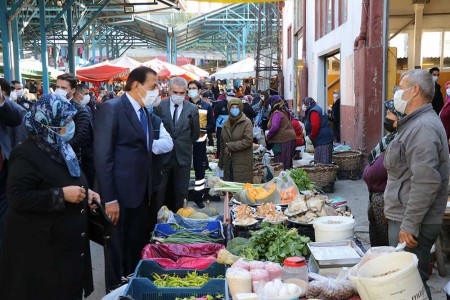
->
xmin=267 ymin=110 xmax=296 ymax=144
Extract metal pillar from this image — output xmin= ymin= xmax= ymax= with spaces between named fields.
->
xmin=172 ymin=37 xmax=177 ymax=65
xmin=413 ymin=4 xmax=424 ymax=68
xmin=92 ymin=26 xmax=97 ymax=63
xmin=106 ymin=35 xmax=110 ymax=60
xmin=12 ymin=17 xmax=21 ymax=81
xmin=166 ymin=34 xmax=172 ymax=63
xmin=67 ymin=6 xmax=75 ymax=74
xmin=0 ymin=0 xmax=12 ymax=81
xmin=39 ymin=0 xmax=49 ymax=94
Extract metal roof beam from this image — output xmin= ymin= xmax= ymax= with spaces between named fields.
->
xmin=45 ymin=0 xmax=77 ymax=31
xmin=7 ymin=0 xmax=31 ymax=20
xmin=73 ymin=0 xmax=111 ymax=41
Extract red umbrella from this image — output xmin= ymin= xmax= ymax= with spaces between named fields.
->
xmin=76 ymin=61 xmax=130 ymax=84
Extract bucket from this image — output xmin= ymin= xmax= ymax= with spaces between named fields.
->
xmin=356 ymin=252 xmax=428 ymax=300
xmin=348 ymin=264 xmax=371 ymax=300
xmin=312 ymin=216 xmax=355 ymax=242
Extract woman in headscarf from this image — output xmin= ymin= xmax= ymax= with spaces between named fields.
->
xmin=439 ymin=80 xmax=450 ymax=152
xmin=253 ymin=91 xmax=271 ymax=131
xmin=0 ymin=94 xmax=97 ymax=299
xmin=218 ymin=98 xmax=253 ymax=183
xmin=302 ymin=97 xmax=334 ymax=164
xmin=266 ymin=95 xmax=296 ymax=170
xmin=363 ymin=99 xmax=405 ymax=247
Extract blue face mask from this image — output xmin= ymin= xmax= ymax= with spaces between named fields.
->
xmin=61 ymin=121 xmax=75 ymax=142
xmin=230 ymin=107 xmax=240 ymax=117
xmin=146 ymin=105 xmax=153 ymax=114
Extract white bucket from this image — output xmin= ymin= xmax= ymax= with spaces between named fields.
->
xmin=348 ymin=264 xmax=371 ymax=300
xmin=356 ymin=252 xmax=428 ymax=300
xmin=312 ymin=216 xmax=355 ymax=242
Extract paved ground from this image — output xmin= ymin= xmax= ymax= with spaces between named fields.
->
xmin=87 ymin=179 xmax=449 ymax=299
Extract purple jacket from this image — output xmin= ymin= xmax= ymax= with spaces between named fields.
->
xmin=267 ymin=111 xmax=283 ymax=140
xmin=363 ymin=152 xmax=387 ymax=193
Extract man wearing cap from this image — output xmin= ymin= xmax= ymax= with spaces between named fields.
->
xmin=188 ymin=81 xmax=215 ymax=208
xmin=214 ymin=89 xmax=234 ymax=157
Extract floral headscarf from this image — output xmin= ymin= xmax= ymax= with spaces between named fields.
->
xmin=25 ymin=94 xmax=80 ymax=177
xmin=302 ymin=97 xmax=317 ymax=110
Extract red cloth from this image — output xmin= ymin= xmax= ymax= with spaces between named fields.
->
xmin=309 ymin=111 xmax=321 ymax=140
xmin=76 ymin=62 xmax=130 ymax=84
xmin=292 ymin=119 xmax=305 ymax=147
xmin=440 ymin=100 xmax=450 ymax=152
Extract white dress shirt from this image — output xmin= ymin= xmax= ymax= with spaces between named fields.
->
xmin=169 ymin=98 xmax=184 ymax=123
xmin=152 ymin=121 xmax=174 ymax=155
xmin=126 ymin=92 xmax=149 ymax=149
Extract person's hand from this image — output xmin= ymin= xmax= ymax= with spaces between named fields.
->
xmin=399 ymin=229 xmax=418 ymax=248
xmin=88 ymin=189 xmax=100 ymax=210
xmin=225 ymin=147 xmax=231 ymax=156
xmin=63 ymin=186 xmax=86 ymax=204
xmin=105 ymin=202 xmax=120 ymax=225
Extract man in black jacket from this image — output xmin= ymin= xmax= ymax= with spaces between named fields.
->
xmin=188 ymin=80 xmax=215 ymax=208
xmin=11 ymin=80 xmax=33 ymax=111
xmin=0 ymin=78 xmax=25 ymax=250
xmin=56 ymin=74 xmax=93 ymax=169
xmin=429 ymin=67 xmax=444 ymax=114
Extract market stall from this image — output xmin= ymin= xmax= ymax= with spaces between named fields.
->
xmin=111 ymin=142 xmax=423 ymax=300
xmin=142 ymin=58 xmax=201 ymax=81
xmin=76 ymin=61 xmax=130 ymax=84
xmin=181 ymin=64 xmax=210 ymax=79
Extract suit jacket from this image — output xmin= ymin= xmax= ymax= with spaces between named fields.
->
xmin=0 ymin=98 xmax=23 ymax=160
xmin=155 ymin=98 xmax=200 ymax=167
xmin=7 ymin=102 xmax=28 ymax=148
xmin=93 ymin=94 xmax=154 ymax=208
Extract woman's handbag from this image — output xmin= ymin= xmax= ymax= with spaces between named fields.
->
xmin=88 ymin=200 xmax=113 ymax=247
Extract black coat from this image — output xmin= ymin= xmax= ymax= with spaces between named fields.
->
xmin=432 ymin=83 xmax=444 ymax=114
xmin=0 ymin=138 xmax=93 ymax=300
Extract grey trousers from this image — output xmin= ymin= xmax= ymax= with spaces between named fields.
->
xmin=388 ymin=220 xmax=442 ymax=300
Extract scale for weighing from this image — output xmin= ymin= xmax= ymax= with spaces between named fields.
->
xmin=307 ymin=240 xmax=365 ymax=277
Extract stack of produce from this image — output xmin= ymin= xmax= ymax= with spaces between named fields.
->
xmin=284 ymin=194 xmax=351 ymax=224
xmin=177 ymin=199 xmax=219 ymax=219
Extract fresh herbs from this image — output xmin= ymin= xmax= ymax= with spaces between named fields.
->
xmin=289 ymin=169 xmax=313 ymax=191
xmin=249 ymin=223 xmax=310 ymax=264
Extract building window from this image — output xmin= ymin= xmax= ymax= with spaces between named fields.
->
xmin=315 ymin=0 xmax=348 ymax=40
xmin=389 ymin=33 xmax=408 ymax=70
xmin=288 ymin=25 xmax=292 ymax=59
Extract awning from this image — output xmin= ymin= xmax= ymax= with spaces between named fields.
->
xmin=213 ymin=57 xmax=255 ymax=80
xmin=142 ymin=58 xmax=200 ymax=81
xmin=76 ymin=61 xmax=130 ymax=84
xmin=181 ymin=64 xmax=210 ymax=78
xmin=111 ymin=55 xmax=142 ymax=71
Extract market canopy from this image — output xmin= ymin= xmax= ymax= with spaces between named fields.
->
xmin=181 ymin=64 xmax=210 ymax=78
xmin=142 ymin=58 xmax=200 ymax=81
xmin=213 ymin=57 xmax=256 ymax=80
xmin=76 ymin=61 xmax=130 ymax=84
xmin=111 ymin=55 xmax=142 ymax=71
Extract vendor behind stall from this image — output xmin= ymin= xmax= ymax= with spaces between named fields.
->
xmin=218 ymin=99 xmax=253 ymax=183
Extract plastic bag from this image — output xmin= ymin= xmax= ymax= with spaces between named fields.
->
xmin=141 ymin=243 xmax=225 ymax=269
xmin=101 ymin=285 xmax=127 ymax=300
xmin=167 ymin=212 xmax=222 ymax=229
xmin=253 ymin=125 xmax=262 ymax=139
xmin=274 ymin=171 xmax=300 ymax=205
xmin=305 ymin=136 xmax=314 ymax=153
xmin=358 ymin=243 xmax=405 ymax=270
xmin=307 ymin=268 xmax=355 ymax=300
xmin=445 ymin=280 xmax=450 ymax=296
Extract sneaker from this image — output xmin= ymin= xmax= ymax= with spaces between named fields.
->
xmin=194 ymin=199 xmax=205 ymax=209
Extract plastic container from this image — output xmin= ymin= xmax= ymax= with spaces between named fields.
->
xmin=282 ymin=257 xmax=308 ymax=282
xmin=151 ymin=221 xmax=225 ymax=243
xmin=355 ymin=252 xmax=428 ymax=300
xmin=312 ymin=216 xmax=355 ymax=242
xmin=125 ymin=260 xmax=227 ymax=300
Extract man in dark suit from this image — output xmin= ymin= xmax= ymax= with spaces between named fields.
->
xmin=155 ymin=77 xmax=200 ymax=212
xmin=429 ymin=67 xmax=444 ymax=114
xmin=93 ymin=66 xmax=157 ymax=291
xmin=0 ymin=78 xmax=25 ymax=250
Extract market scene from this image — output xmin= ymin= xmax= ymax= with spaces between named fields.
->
xmin=1 ymin=0 xmax=450 ymax=299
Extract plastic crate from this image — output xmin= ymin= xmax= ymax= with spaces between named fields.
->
xmin=123 ymin=260 xmax=227 ymax=300
xmin=123 ymin=278 xmax=228 ymax=300
xmin=151 ymin=221 xmax=225 ymax=242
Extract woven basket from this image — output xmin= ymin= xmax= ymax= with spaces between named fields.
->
xmin=333 ymin=150 xmax=363 ymax=171
xmin=271 ymin=163 xmax=284 ymax=177
xmin=299 ymin=163 xmax=339 ymax=190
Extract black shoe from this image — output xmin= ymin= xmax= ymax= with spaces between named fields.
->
xmin=194 ymin=199 xmax=205 ymax=209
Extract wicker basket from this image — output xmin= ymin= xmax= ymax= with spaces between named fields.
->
xmin=298 ymin=163 xmax=339 ymax=193
xmin=333 ymin=150 xmax=363 ymax=171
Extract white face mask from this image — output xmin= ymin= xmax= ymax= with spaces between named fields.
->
xmin=171 ymin=95 xmax=185 ymax=105
xmin=10 ymin=91 xmax=17 ymax=101
xmin=393 ymin=86 xmax=414 ymax=114
xmin=333 ymin=93 xmax=338 ymax=100
xmin=447 ymin=88 xmax=450 ymax=96
xmin=301 ymin=104 xmax=307 ymax=111
xmin=432 ymin=75 xmax=439 ymax=83
xmin=81 ymin=95 xmax=91 ymax=105
xmin=16 ymin=89 xmax=23 ymax=97
xmin=260 ymin=95 xmax=265 ymax=101
xmin=55 ymin=88 xmax=68 ymax=100
xmin=153 ymin=96 xmax=162 ymax=107
xmin=140 ymin=85 xmax=159 ymax=107
xmin=188 ymin=89 xmax=199 ymax=99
